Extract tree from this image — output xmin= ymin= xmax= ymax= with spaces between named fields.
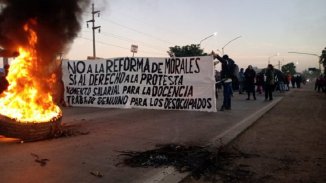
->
xmin=281 ymin=62 xmax=296 ymax=75
xmin=167 ymin=44 xmax=207 ymax=57
xmin=320 ymin=47 xmax=326 ymax=74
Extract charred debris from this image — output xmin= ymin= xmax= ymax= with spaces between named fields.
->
xmin=117 ymin=143 xmax=259 ymax=182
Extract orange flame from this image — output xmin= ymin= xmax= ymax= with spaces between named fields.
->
xmin=0 ymin=21 xmax=61 ymax=123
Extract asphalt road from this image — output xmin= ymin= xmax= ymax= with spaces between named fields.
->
xmin=0 ymin=89 xmax=283 ymax=183
xmin=183 ymin=82 xmax=326 ymax=183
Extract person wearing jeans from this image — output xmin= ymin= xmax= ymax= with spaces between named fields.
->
xmin=212 ymin=52 xmax=236 ymax=111
xmin=221 ymin=78 xmax=232 ymax=111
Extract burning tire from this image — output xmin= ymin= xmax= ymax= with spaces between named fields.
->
xmin=0 ymin=114 xmax=62 ymax=142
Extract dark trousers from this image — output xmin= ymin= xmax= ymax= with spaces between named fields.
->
xmin=264 ymin=84 xmax=274 ymax=100
xmin=222 ymin=82 xmax=232 ymax=109
xmin=246 ymin=83 xmax=256 ymax=99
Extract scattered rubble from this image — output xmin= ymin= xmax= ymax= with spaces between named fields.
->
xmin=31 ymin=153 xmax=49 ymax=167
xmin=117 ymin=144 xmax=259 ymax=181
xmin=52 ymin=124 xmax=89 ymax=138
xmin=90 ymin=171 xmax=103 ymax=178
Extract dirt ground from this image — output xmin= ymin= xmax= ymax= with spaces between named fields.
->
xmin=183 ymin=83 xmax=326 ymax=183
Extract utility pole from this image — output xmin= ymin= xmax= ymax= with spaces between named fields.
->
xmin=86 ymin=3 xmax=101 ymax=59
xmin=278 ymin=60 xmax=281 ymax=70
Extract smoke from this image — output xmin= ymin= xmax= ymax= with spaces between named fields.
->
xmin=0 ymin=0 xmax=90 ymax=59
xmin=0 ymin=0 xmax=90 ymax=104
xmin=96 ymin=0 xmax=109 ymax=12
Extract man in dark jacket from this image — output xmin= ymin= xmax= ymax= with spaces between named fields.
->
xmin=244 ymin=65 xmax=256 ymax=100
xmin=264 ymin=64 xmax=275 ymax=101
xmin=213 ymin=53 xmax=236 ymax=111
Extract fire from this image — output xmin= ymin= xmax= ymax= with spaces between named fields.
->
xmin=0 ymin=21 xmax=62 ymax=123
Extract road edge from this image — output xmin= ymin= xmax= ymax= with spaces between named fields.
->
xmin=144 ymin=97 xmax=283 ymax=183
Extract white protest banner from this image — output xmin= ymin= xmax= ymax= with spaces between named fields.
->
xmin=62 ymin=56 xmax=217 ymax=112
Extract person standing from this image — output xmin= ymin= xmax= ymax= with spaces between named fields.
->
xmin=291 ymin=75 xmax=296 ymax=88
xmin=256 ymin=72 xmax=264 ymax=94
xmin=244 ymin=65 xmax=256 ymax=100
xmin=295 ymin=75 xmax=302 ymax=88
xmin=315 ymin=75 xmax=323 ymax=92
xmin=238 ymin=68 xmax=245 ymax=94
xmin=264 ymin=64 xmax=275 ymax=101
xmin=213 ymin=53 xmax=235 ymax=111
xmin=285 ymin=73 xmax=291 ymax=91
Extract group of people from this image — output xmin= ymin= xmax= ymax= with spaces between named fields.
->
xmin=213 ymin=52 xmax=289 ymax=111
xmin=238 ymin=64 xmax=276 ymax=102
xmin=315 ymin=74 xmax=326 ymax=93
xmin=290 ymin=74 xmax=304 ymax=89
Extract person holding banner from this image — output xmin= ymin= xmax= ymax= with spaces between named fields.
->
xmin=212 ymin=53 xmax=236 ymax=111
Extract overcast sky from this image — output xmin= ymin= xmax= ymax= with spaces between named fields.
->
xmin=66 ymin=0 xmax=326 ymax=71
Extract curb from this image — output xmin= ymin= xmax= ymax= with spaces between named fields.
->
xmin=144 ymin=96 xmax=283 ymax=183
xmin=209 ymin=97 xmax=283 ymax=147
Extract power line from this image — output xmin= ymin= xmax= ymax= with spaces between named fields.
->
xmin=80 ymin=27 xmax=169 ymax=53
xmin=101 ymin=18 xmax=176 ymax=46
xmin=99 ymin=31 xmax=168 ymax=52
xmin=76 ymin=36 xmax=167 ymax=56
xmin=78 ymin=36 xmax=129 ymax=50
xmin=80 ymin=29 xmax=168 ymax=54
xmin=110 ymin=11 xmax=191 ymax=40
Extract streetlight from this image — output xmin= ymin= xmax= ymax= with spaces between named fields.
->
xmin=288 ymin=51 xmax=321 ymax=70
xmin=222 ymin=35 xmax=242 ymax=55
xmin=215 ymin=49 xmax=223 ymax=55
xmin=199 ymin=32 xmax=218 ymax=46
xmin=268 ymin=53 xmax=279 ymax=65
